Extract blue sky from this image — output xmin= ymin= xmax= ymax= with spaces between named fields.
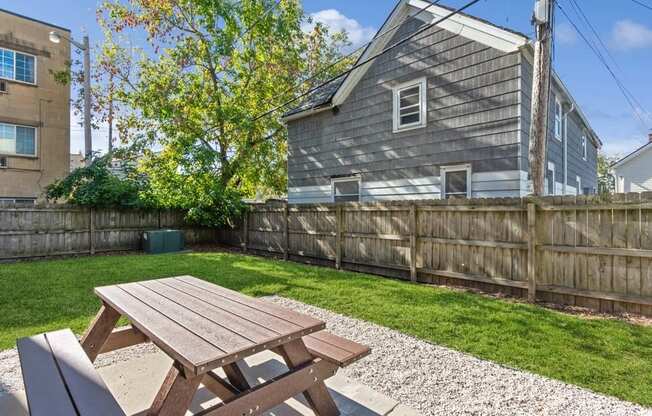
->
xmin=2 ymin=0 xmax=651 ymax=157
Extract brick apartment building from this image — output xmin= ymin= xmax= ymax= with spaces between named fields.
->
xmin=0 ymin=8 xmax=70 ymax=203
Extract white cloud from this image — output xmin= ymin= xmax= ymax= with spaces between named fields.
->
xmin=556 ymin=22 xmax=577 ymax=45
xmin=610 ymin=20 xmax=652 ymax=50
xmin=303 ymin=9 xmax=377 ymax=50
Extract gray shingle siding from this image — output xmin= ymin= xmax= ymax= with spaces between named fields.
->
xmin=288 ymin=16 xmax=524 ymax=201
xmin=287 ymin=12 xmax=597 ymax=203
xmin=519 ymin=58 xmax=598 ymax=195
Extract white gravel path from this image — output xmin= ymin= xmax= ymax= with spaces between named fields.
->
xmin=1 ymin=296 xmax=650 ymax=416
xmin=265 ymin=297 xmax=649 ymax=416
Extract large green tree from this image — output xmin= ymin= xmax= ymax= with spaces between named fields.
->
xmin=98 ymin=0 xmax=355 ymax=200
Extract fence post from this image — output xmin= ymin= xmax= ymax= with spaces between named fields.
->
xmin=527 ymin=202 xmax=537 ymax=303
xmin=410 ymin=203 xmax=417 ymax=282
xmin=89 ymin=207 xmax=95 ymax=255
xmin=242 ymin=210 xmax=249 ymax=253
xmin=336 ymin=205 xmax=343 ymax=270
xmin=284 ymin=202 xmax=289 ymax=260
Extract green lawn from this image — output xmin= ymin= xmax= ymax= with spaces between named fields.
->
xmin=1 ymin=251 xmax=651 ymax=406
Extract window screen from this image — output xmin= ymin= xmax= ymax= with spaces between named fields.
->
xmin=445 ymin=170 xmax=468 ymax=199
xmin=0 ymin=123 xmax=36 ymax=156
xmin=333 ymin=180 xmax=359 ymax=202
xmin=0 ymin=49 xmax=14 ymax=80
xmin=15 ymin=53 xmax=35 ymax=83
xmin=0 ymin=48 xmax=35 ymax=84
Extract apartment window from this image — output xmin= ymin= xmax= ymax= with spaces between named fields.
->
xmin=581 ymin=135 xmax=587 ymax=161
xmin=0 ymin=123 xmax=37 ymax=156
xmin=441 ymin=164 xmax=471 ymax=199
xmin=554 ymin=97 xmax=563 ymax=140
xmin=332 ymin=177 xmax=360 ymax=203
xmin=576 ymin=175 xmax=582 ymax=196
xmin=0 ymin=48 xmax=36 ymax=84
xmin=547 ymin=162 xmax=556 ymax=196
xmin=393 ymin=78 xmax=427 ymax=132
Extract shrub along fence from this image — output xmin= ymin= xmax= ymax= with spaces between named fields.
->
xmin=217 ymin=194 xmax=652 ymax=317
xmin=0 ymin=204 xmax=216 ymax=261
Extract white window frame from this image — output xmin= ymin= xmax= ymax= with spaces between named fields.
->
xmin=392 ymin=77 xmax=427 ymax=133
xmin=441 ymin=164 xmax=472 ymax=199
xmin=554 ymin=96 xmax=563 ymax=141
xmin=576 ymin=175 xmax=582 ymax=196
xmin=547 ymin=161 xmax=556 ymax=196
xmin=0 ymin=122 xmax=38 ymax=157
xmin=581 ymin=134 xmax=587 ymax=161
xmin=331 ymin=176 xmax=361 ymax=203
xmin=0 ymin=47 xmax=37 ymax=85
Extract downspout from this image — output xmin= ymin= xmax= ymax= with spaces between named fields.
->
xmin=563 ymin=102 xmax=575 ymax=195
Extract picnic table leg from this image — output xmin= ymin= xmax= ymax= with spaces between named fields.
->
xmin=80 ymin=303 xmax=121 ymax=362
xmin=223 ymin=362 xmax=251 ymax=392
xmin=278 ymin=339 xmax=340 ymax=416
xmin=149 ymin=363 xmax=202 ymax=416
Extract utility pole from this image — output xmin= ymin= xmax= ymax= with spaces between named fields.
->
xmin=528 ymin=0 xmax=555 ymax=195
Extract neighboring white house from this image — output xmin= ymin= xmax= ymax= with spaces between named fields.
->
xmin=611 ymin=134 xmax=652 ymax=193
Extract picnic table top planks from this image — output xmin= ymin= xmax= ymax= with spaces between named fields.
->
xmin=95 ymin=275 xmax=326 ymax=376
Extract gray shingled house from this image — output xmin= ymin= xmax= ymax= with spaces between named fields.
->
xmin=282 ymin=0 xmax=602 ymax=203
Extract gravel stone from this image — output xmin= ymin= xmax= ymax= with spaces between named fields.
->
xmin=265 ymin=296 xmax=650 ymax=416
xmin=1 ymin=297 xmax=650 ymax=416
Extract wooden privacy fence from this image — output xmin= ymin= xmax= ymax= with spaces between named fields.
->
xmin=217 ymin=194 xmax=652 ymax=317
xmin=0 ymin=205 xmax=216 ymax=261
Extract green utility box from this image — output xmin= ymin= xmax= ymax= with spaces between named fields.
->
xmin=143 ymin=230 xmax=185 ymax=254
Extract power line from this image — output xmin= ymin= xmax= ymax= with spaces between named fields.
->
xmin=630 ymin=0 xmax=652 ymax=11
xmin=252 ymin=0 xmax=483 ymax=122
xmin=567 ymin=0 xmax=622 ymax=73
xmin=566 ymin=0 xmax=649 ymax=122
xmin=557 ymin=2 xmax=650 ymax=130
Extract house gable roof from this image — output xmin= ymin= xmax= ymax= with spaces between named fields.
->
xmin=612 ymin=141 xmax=652 ymax=169
xmin=283 ymin=0 xmax=601 ymax=150
xmin=284 ymin=0 xmax=529 ymax=121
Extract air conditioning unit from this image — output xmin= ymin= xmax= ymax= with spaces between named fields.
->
xmin=0 ymin=157 xmax=7 ymax=168
xmin=0 ymin=80 xmax=6 ymax=93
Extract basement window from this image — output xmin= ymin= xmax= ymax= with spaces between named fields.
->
xmin=332 ymin=177 xmax=360 ymax=203
xmin=441 ymin=164 xmax=471 ymax=199
xmin=393 ymin=78 xmax=427 ymax=132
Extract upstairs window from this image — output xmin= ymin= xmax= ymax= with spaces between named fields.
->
xmin=554 ymin=97 xmax=563 ymax=140
xmin=0 ymin=48 xmax=36 ymax=84
xmin=581 ymin=135 xmax=587 ymax=161
xmin=0 ymin=123 xmax=37 ymax=156
xmin=332 ymin=177 xmax=360 ymax=203
xmin=393 ymin=78 xmax=427 ymax=132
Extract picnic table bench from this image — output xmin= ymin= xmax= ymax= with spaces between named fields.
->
xmin=17 ymin=275 xmax=370 ymax=416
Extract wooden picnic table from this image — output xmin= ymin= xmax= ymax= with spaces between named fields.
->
xmin=78 ymin=275 xmax=368 ymax=416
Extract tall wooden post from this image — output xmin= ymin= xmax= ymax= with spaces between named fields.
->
xmin=284 ymin=203 xmax=289 ymax=260
xmin=242 ymin=211 xmax=249 ymax=253
xmin=528 ymin=0 xmax=555 ymax=195
xmin=410 ymin=203 xmax=417 ymax=282
xmin=89 ymin=207 xmax=95 ymax=255
xmin=335 ymin=205 xmax=343 ymax=270
xmin=527 ymin=203 xmax=537 ymax=302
